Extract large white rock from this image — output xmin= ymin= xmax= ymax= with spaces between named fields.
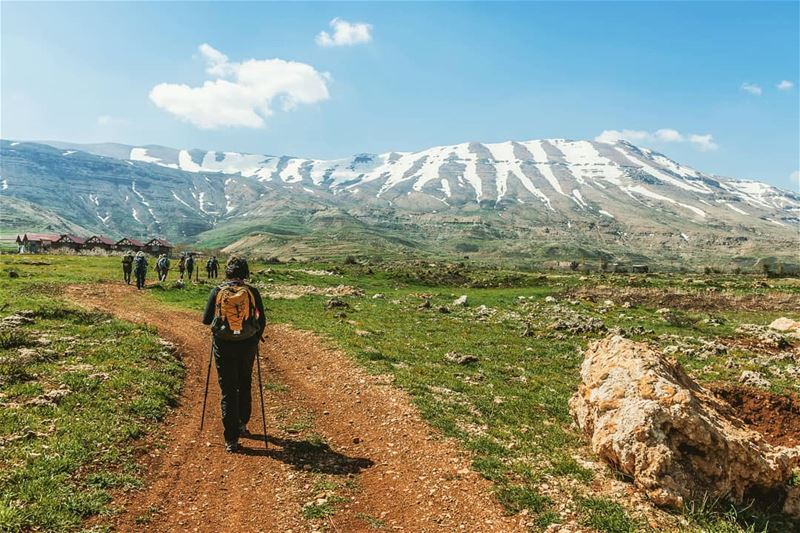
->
xmin=569 ymin=335 xmax=800 ymax=509
xmin=769 ymin=317 xmax=800 ymax=339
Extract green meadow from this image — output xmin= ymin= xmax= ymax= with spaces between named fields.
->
xmin=0 ymin=254 xmax=798 ymax=532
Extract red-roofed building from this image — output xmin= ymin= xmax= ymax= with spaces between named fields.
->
xmin=115 ymin=237 xmax=144 ymax=252
xmin=145 ymin=238 xmax=173 ymax=255
xmin=16 ymin=233 xmax=60 ymax=253
xmin=84 ymin=235 xmax=116 ymax=251
xmin=53 ymin=234 xmax=87 ymax=252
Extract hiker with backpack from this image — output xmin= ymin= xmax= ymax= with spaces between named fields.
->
xmin=133 ymin=251 xmax=148 ymax=290
xmin=178 ymin=254 xmax=186 ymax=280
xmin=186 ymin=253 xmax=195 ymax=281
xmin=157 ymin=254 xmax=170 ymax=282
xmin=121 ymin=251 xmax=134 ymax=285
xmin=201 ymin=256 xmax=266 ymax=452
xmin=206 ymin=256 xmax=219 ymax=279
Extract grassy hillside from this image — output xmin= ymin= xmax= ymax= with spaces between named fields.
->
xmin=0 ymin=256 xmax=183 ymax=531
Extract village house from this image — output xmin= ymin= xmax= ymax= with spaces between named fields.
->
xmin=15 ymin=233 xmax=60 ymax=253
xmin=52 ymin=234 xmax=87 ymax=252
xmin=145 ymin=238 xmax=173 ymax=256
xmin=115 ymin=237 xmax=144 ymax=253
xmin=83 ymin=235 xmax=116 ymax=251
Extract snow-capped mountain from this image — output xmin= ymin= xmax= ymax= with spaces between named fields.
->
xmin=2 ymin=138 xmax=797 ymax=265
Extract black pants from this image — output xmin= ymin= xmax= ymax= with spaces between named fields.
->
xmin=213 ymin=337 xmax=258 ymax=443
xmin=211 ymin=267 xmax=218 ymax=279
xmin=135 ymin=269 xmax=146 ymax=289
xmin=159 ymin=269 xmax=168 ymax=282
xmin=123 ymin=266 xmax=132 ymax=284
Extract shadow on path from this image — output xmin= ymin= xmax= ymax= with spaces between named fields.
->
xmin=238 ymin=434 xmax=374 ymax=475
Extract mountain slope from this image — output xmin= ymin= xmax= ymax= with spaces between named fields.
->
xmin=2 ymin=138 xmax=797 ymax=266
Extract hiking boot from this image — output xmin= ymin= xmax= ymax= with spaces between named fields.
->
xmin=225 ymin=440 xmax=239 ymax=453
xmin=239 ymin=423 xmax=250 ymax=437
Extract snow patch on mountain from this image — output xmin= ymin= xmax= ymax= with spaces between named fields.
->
xmin=171 ymin=191 xmax=193 ymax=210
xmin=130 ymin=148 xmax=161 ymax=164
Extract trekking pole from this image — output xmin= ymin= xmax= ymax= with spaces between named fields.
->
xmin=200 ymin=343 xmax=213 ymax=431
xmin=255 ymin=342 xmax=268 ymax=450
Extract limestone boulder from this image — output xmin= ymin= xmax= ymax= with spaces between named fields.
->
xmin=770 ymin=317 xmax=800 ymax=340
xmin=569 ymin=335 xmax=800 ymax=509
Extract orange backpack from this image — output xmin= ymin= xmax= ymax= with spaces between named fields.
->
xmin=211 ymin=284 xmax=260 ymax=341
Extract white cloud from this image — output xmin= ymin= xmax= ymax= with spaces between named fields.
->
xmin=687 ymin=134 xmax=718 ymax=152
xmin=740 ymin=82 xmax=762 ymax=96
xmin=595 ymin=128 xmax=718 ymax=151
xmin=777 ymin=80 xmax=795 ymax=91
xmin=316 ymin=18 xmax=373 ymax=47
xmin=791 ymin=170 xmax=800 ymax=188
xmin=149 ymin=44 xmax=330 ymax=129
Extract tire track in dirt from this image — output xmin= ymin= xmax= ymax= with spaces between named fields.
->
xmin=67 ymin=283 xmax=523 ymax=532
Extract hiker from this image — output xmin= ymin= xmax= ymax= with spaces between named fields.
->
xmin=186 ymin=253 xmax=195 ymax=281
xmin=178 ymin=254 xmax=186 ymax=280
xmin=206 ymin=255 xmax=219 ymax=279
xmin=121 ymin=251 xmax=134 ymax=285
xmin=202 ymin=256 xmax=266 ymax=452
xmin=157 ymin=254 xmax=170 ymax=282
xmin=133 ymin=251 xmax=148 ymax=290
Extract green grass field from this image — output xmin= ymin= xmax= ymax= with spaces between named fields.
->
xmin=0 ymin=256 xmax=183 ymax=532
xmin=0 ymin=254 xmax=798 ymax=532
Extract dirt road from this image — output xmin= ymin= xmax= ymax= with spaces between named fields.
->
xmin=67 ymin=283 xmax=522 ymax=532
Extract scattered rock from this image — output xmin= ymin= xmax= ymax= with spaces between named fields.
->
xmin=26 ymin=386 xmax=71 ymax=407
xmin=0 ymin=312 xmax=35 ymax=328
xmin=444 ymin=352 xmax=479 ymax=365
xmin=474 ymin=305 xmax=493 ymax=318
xmin=437 ymin=306 xmax=450 ymax=314
xmin=372 ymin=293 xmax=385 ymax=300
xmin=355 ymin=330 xmax=370 ymax=337
xmin=739 ymin=370 xmax=771 ymax=389
xmin=8 ymin=270 xmax=19 ymax=279
xmin=453 ymin=295 xmax=469 ymax=307
xmin=769 ymin=317 xmax=800 ymax=339
xmin=656 ymin=307 xmax=670 ymax=315
xmin=550 ymin=316 xmax=606 ymax=334
xmin=544 ymin=296 xmax=557 ymax=304
xmin=417 ymin=299 xmax=432 ymax=310
xmin=784 ymin=487 xmax=800 ymax=517
xmin=570 ymin=335 xmax=799 ymax=509
xmin=325 ymin=297 xmax=349 ymax=310
xmin=736 ymin=324 xmax=790 ymax=350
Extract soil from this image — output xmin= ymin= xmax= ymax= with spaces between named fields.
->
xmin=565 ymin=286 xmax=800 ymax=313
xmin=711 ymin=384 xmax=800 ymax=448
xmin=65 ymin=283 xmax=523 ymax=532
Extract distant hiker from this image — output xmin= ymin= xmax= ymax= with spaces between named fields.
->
xmin=178 ymin=254 xmax=186 ymax=280
xmin=133 ymin=251 xmax=148 ymax=290
xmin=121 ymin=252 xmax=134 ymax=285
xmin=186 ymin=253 xmax=195 ymax=281
xmin=157 ymin=254 xmax=170 ymax=282
xmin=202 ymin=256 xmax=266 ymax=452
xmin=206 ymin=256 xmax=219 ymax=279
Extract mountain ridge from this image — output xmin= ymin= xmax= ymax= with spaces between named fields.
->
xmin=1 ymin=138 xmax=797 ymax=267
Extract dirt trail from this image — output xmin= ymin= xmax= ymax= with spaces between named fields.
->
xmin=66 ymin=283 xmax=522 ymax=532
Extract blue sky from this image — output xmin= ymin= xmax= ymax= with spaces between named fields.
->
xmin=2 ymin=1 xmax=798 ymax=188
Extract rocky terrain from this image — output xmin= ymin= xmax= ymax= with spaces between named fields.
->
xmin=1 ymin=138 xmax=798 ymax=267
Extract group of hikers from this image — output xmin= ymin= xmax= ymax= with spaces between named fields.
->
xmin=121 ymin=251 xmax=220 ymax=289
xmin=122 ymin=250 xmax=266 ymax=453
